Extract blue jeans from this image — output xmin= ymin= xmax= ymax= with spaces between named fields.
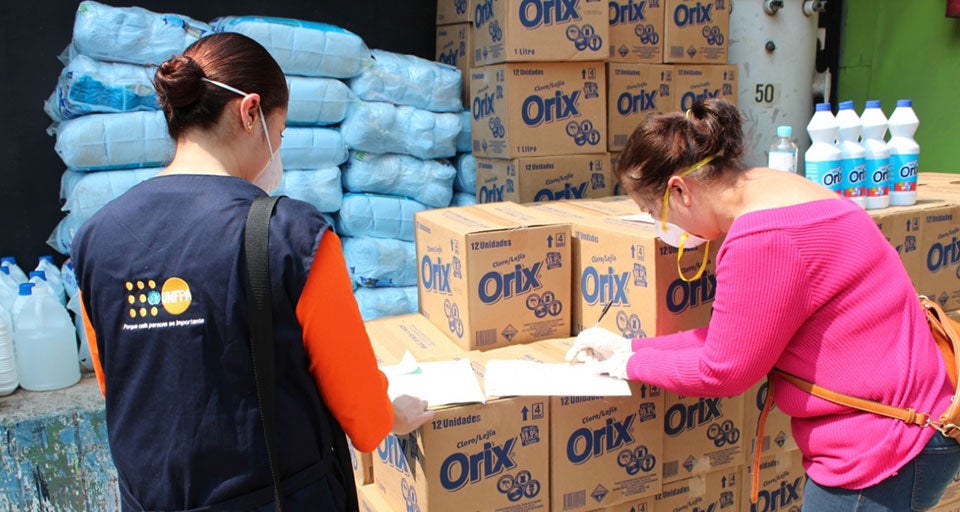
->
xmin=803 ymin=432 xmax=960 ymax=511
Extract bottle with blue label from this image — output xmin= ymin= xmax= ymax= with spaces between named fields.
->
xmin=804 ymin=103 xmax=843 ymax=194
xmin=887 ymin=99 xmax=920 ymax=206
xmin=835 ymin=101 xmax=867 ymax=208
xmin=861 ymin=100 xmax=891 ymax=210
xmin=767 ymin=126 xmax=798 ymax=173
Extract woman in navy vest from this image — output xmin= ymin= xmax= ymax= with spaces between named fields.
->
xmin=73 ymin=32 xmax=433 ymax=511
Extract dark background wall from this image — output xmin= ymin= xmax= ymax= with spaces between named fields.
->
xmin=0 ymin=0 xmax=436 ymax=268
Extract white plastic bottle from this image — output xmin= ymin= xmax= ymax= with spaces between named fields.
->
xmin=35 ymin=256 xmax=66 ymax=303
xmin=0 ymin=257 xmax=28 ymax=284
xmin=66 ymin=293 xmax=94 ymax=373
xmin=887 ymin=99 xmax=920 ymax=206
xmin=767 ymin=126 xmax=798 ymax=173
xmin=11 ymin=282 xmax=36 ymax=327
xmin=0 ymin=267 xmax=17 ymax=314
xmin=861 ymin=100 xmax=891 ymax=210
xmin=0 ymin=308 xmax=18 ymax=396
xmin=61 ymin=259 xmax=79 ymax=300
xmin=804 ymin=103 xmax=843 ymax=194
xmin=29 ymin=270 xmax=65 ymax=306
xmin=835 ymin=101 xmax=867 ymax=208
xmin=13 ymin=284 xmax=81 ymax=391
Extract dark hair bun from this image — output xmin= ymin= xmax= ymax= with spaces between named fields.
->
xmin=154 ymin=55 xmax=205 ymax=109
xmin=686 ymin=98 xmax=745 ymax=162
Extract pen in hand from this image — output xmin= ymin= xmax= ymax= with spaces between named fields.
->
xmin=570 ymin=300 xmax=614 ymax=364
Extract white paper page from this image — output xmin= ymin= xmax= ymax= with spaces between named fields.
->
xmin=483 ymin=360 xmax=632 ymax=398
xmin=382 ymin=356 xmax=485 ymax=407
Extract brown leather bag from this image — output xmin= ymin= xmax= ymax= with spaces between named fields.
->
xmin=749 ymin=295 xmax=960 ymax=504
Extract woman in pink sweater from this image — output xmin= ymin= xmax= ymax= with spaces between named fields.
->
xmin=567 ymin=99 xmax=960 ymax=511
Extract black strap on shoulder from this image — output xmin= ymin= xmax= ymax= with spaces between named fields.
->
xmin=244 ymin=195 xmax=283 ymax=512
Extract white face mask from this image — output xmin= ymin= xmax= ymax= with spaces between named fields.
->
xmin=655 ymin=221 xmax=708 ymax=249
xmin=201 ymin=78 xmax=283 ymax=193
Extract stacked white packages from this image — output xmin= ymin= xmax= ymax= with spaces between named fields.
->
xmin=349 ymin=49 xmax=462 ymax=113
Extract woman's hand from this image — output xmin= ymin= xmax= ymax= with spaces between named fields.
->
xmin=391 ymin=395 xmax=435 ymax=435
xmin=565 ymin=327 xmax=633 ymax=363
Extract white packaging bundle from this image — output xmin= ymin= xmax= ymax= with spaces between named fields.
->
xmin=454 ymin=153 xmax=476 ymax=194
xmin=286 ymin=76 xmax=354 ymax=126
xmin=340 ymin=101 xmax=461 ymax=159
xmin=335 ymin=193 xmax=428 ymax=242
xmin=212 ymin=16 xmax=370 ymax=79
xmin=279 ymin=127 xmax=349 ymax=169
xmin=450 ymin=192 xmax=477 ymax=207
xmin=60 ymin=168 xmax=161 ymax=225
xmin=271 ymin=168 xmax=343 ymax=213
xmin=47 ymin=215 xmax=84 ymax=256
xmin=353 ymin=286 xmax=419 ymax=321
xmin=349 ymin=49 xmax=462 ymax=113
xmin=72 ymin=1 xmax=212 ymax=66
xmin=457 ymin=109 xmax=471 ymax=153
xmin=44 ymin=55 xmax=158 ymax=122
xmin=342 ymin=237 xmax=417 ymax=288
xmin=53 ymin=110 xmax=174 ymax=171
xmin=341 ymin=152 xmax=455 ymax=208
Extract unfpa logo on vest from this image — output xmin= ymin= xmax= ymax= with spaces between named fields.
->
xmin=124 ymin=277 xmax=193 ymax=318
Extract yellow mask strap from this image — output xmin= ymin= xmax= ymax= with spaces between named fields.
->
xmin=677 ymin=238 xmax=711 ymax=282
xmin=660 ymin=154 xmax=719 ymax=232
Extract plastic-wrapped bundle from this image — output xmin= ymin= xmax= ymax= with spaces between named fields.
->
xmin=271 ymin=168 xmax=342 ymax=213
xmin=353 ymin=286 xmax=419 ymax=321
xmin=61 ymin=168 xmax=161 ymax=225
xmin=454 ymin=153 xmax=476 ymax=194
xmin=341 ymin=152 xmax=455 ymax=208
xmin=61 ymin=260 xmax=79 ymax=300
xmin=53 ymin=110 xmax=174 ymax=171
xmin=212 ymin=16 xmax=370 ymax=79
xmin=341 ymin=102 xmax=461 ymax=159
xmin=286 ymin=76 xmax=354 ymax=126
xmin=451 ymin=192 xmax=477 ymax=207
xmin=349 ymin=50 xmax=462 ymax=113
xmin=72 ymin=1 xmax=212 ymax=66
xmin=457 ymin=110 xmax=471 ymax=153
xmin=280 ymin=127 xmax=348 ymax=169
xmin=336 ymin=193 xmax=428 ymax=241
xmin=342 ymin=237 xmax=417 ymax=288
xmin=47 ymin=215 xmax=84 ymax=256
xmin=44 ymin=55 xmax=158 ymax=122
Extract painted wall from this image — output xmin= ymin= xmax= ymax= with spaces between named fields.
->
xmin=838 ymin=1 xmax=960 ymax=173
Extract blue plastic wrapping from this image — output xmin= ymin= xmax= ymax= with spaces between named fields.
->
xmin=72 ymin=1 xmax=212 ymax=65
xmin=456 ymin=110 xmax=471 ymax=153
xmin=47 ymin=215 xmax=84 ymax=256
xmin=52 ymin=110 xmax=175 ymax=171
xmin=44 ymin=55 xmax=158 ymax=122
xmin=353 ymin=286 xmax=419 ymax=321
xmin=341 ymin=101 xmax=461 ymax=159
xmin=450 ymin=192 xmax=477 ymax=207
xmin=342 ymin=237 xmax=417 ymax=288
xmin=341 ymin=152 xmax=455 ymax=208
xmin=212 ymin=16 xmax=370 ymax=79
xmin=60 ymin=168 xmax=161 ymax=225
xmin=335 ymin=193 xmax=428 ymax=241
xmin=454 ymin=153 xmax=476 ymax=194
xmin=286 ymin=76 xmax=355 ymax=126
xmin=349 ymin=49 xmax=462 ymax=113
xmin=271 ymin=168 xmax=343 ymax=213
xmin=279 ymin=127 xmax=348 ymax=169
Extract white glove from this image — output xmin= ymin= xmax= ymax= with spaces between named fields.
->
xmin=391 ymin=394 xmax=436 ymax=435
xmin=586 ymin=351 xmax=632 ymax=380
xmin=565 ymin=327 xmax=633 ymax=363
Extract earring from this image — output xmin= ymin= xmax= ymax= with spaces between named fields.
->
xmin=246 ymin=120 xmax=254 ymax=131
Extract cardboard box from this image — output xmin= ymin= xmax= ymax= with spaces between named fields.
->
xmin=571 ymin=196 xmax=642 ymax=216
xmin=742 ymin=379 xmax=797 ymax=459
xmin=359 ymin=483 xmax=396 ymax=512
xmin=653 ymin=468 xmax=741 ymax=512
xmin=438 ymin=0 xmax=472 ymax=25
xmin=472 ymin=0 xmax=608 ymax=65
xmin=611 ymin=152 xmax=627 ymax=195
xmin=550 ymin=383 xmax=665 ymax=511
xmin=470 ymin=61 xmax=607 ymax=158
xmin=671 ymin=64 xmax=737 ymax=112
xmin=744 ymin=451 xmax=806 ymax=512
xmin=933 ymin=469 xmax=960 ymax=510
xmin=663 ymin=0 xmax=730 ymax=64
xmin=437 ymin=24 xmax=474 ymax=107
xmin=415 ymin=202 xmax=572 ymax=350
xmin=607 ymin=63 xmax=673 ymax=151
xmin=475 ymin=154 xmax=613 ymax=203
xmin=661 ymin=392 xmax=745 ymax=483
xmin=596 ymin=496 xmax=655 ymax=512
xmin=366 ymin=313 xmax=469 ymax=365
xmin=919 ymin=203 xmax=960 ymax=310
xmin=568 ymin=215 xmax=717 ymax=336
xmin=373 ymin=397 xmax=550 ymax=512
xmin=608 ymin=0 xmax=665 ymax=63
xmin=350 ymin=439 xmax=376 ymax=487
xmin=869 ymin=203 xmax=926 ymax=290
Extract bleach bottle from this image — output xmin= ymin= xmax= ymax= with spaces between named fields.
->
xmin=888 ymin=99 xmax=920 ymax=206
xmin=836 ymin=101 xmax=867 ymax=208
xmin=0 ymin=308 xmax=16 ymax=396
xmin=861 ymin=100 xmax=891 ymax=210
xmin=35 ymin=256 xmax=66 ymax=303
xmin=767 ymin=126 xmax=798 ymax=173
xmin=804 ymin=103 xmax=843 ymax=194
xmin=12 ymin=284 xmax=80 ymax=391
xmin=0 ymin=267 xmax=17 ymax=314
xmin=11 ymin=282 xmax=35 ymax=327
xmin=0 ymin=257 xmax=28 ymax=284
xmin=28 ymin=271 xmax=65 ymax=307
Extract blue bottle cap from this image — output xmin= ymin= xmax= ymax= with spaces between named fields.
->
xmin=29 ymin=270 xmax=46 ymax=281
xmin=865 ymin=100 xmax=881 ymax=108
xmin=39 ymin=255 xmax=54 ymax=265
xmin=18 ymin=283 xmax=35 ymax=296
xmin=0 ymin=257 xmax=14 ymax=265
xmin=815 ymin=103 xmax=831 ymax=112
xmin=0 ymin=267 xmax=8 ymax=275
xmin=777 ymin=126 xmax=792 ymax=138
xmin=896 ymin=99 xmax=912 ymax=107
xmin=838 ymin=101 xmax=854 ymax=110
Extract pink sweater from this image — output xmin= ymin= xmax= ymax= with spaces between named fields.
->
xmin=626 ymin=198 xmax=953 ymax=489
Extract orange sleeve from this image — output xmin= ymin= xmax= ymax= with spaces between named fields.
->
xmin=78 ymin=291 xmax=106 ymax=397
xmin=296 ymin=230 xmax=394 ymax=452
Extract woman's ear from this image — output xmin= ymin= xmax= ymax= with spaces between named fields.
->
xmin=238 ymin=93 xmax=261 ymax=133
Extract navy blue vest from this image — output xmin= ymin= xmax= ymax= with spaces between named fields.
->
xmin=73 ymin=175 xmax=355 ymax=511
